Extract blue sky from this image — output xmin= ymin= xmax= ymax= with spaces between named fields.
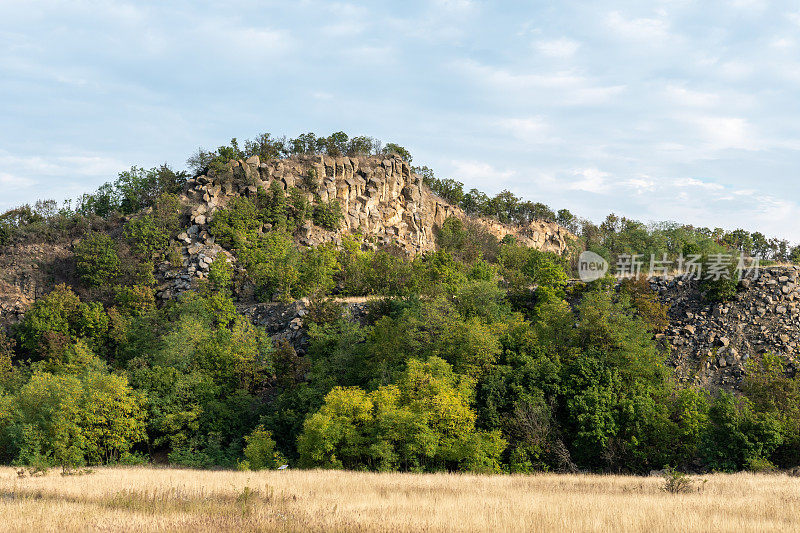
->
xmin=1 ymin=0 xmax=799 ymax=241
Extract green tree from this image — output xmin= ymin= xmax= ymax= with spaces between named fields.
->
xmin=123 ymin=214 xmax=170 ymax=259
xmin=240 ymin=231 xmax=300 ymax=301
xmin=742 ymin=354 xmax=800 ymax=467
xmin=11 ymin=363 xmax=146 ymax=468
xmin=313 ymin=199 xmax=344 ymax=230
xmin=74 ymin=232 xmax=120 ymax=287
xmin=381 ymin=143 xmax=412 ymax=163
xmin=263 ymin=180 xmax=288 ymax=229
xmin=242 ymin=425 xmax=284 ymax=470
xmin=702 ymin=392 xmax=783 ymax=472
xmin=17 ymin=285 xmax=109 ymax=357
xmin=207 ymin=255 xmax=233 ymax=295
xmin=298 ymin=357 xmax=506 ymax=472
xmin=209 ymin=196 xmax=262 ymax=249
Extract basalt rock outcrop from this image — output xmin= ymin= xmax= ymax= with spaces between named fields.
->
xmin=0 ymin=243 xmax=75 ymax=325
xmin=656 ymin=265 xmax=800 ymax=388
xmin=157 ymin=154 xmax=573 ymax=300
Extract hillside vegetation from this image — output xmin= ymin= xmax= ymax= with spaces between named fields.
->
xmin=0 ymin=132 xmax=798 ymax=475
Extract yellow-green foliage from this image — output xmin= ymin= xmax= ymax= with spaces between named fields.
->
xmin=297 ymin=357 xmax=506 ymax=472
xmin=12 ymin=361 xmax=146 ymax=467
xmin=241 ymin=426 xmax=284 ymax=470
xmin=17 ymin=284 xmax=109 ymax=356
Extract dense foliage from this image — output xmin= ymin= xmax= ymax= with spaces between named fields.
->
xmin=0 ymin=221 xmax=796 ymax=474
xmin=0 ymin=132 xmax=798 ymax=474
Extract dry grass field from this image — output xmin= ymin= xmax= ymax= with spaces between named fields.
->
xmin=0 ymin=467 xmax=798 ymax=532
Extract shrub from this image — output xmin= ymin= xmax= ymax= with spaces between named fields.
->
xmin=74 ymin=233 xmax=120 ymax=287
xmin=17 ymin=285 xmax=108 ymax=356
xmin=207 ymin=255 xmax=233 ymax=294
xmin=303 ymin=169 xmax=319 ymax=189
xmin=123 ymin=215 xmax=170 ymax=259
xmin=702 ymin=392 xmax=783 ymax=472
xmin=209 ymin=197 xmax=261 ymax=249
xmin=746 ymin=456 xmax=776 ymax=473
xmin=239 ymin=231 xmax=299 ymax=301
xmin=297 ymin=244 xmax=340 ymax=297
xmin=288 ymin=188 xmax=311 ymax=226
xmin=242 ymin=426 xmax=284 ymax=470
xmin=113 ymin=285 xmax=155 ymax=316
xmin=619 ymin=277 xmax=669 ymax=332
xmin=262 ymin=181 xmax=288 ymax=229
xmin=313 ymin=199 xmax=343 ymax=230
xmin=661 ymin=466 xmax=696 ymax=494
xmin=698 ymin=254 xmax=738 ymax=303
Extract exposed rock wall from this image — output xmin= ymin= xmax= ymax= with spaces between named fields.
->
xmin=181 ymin=154 xmax=571 ymax=254
xmin=0 ymin=243 xmax=75 ymax=324
xmin=158 ymin=154 xmax=573 ymax=300
xmin=656 ymin=266 xmax=800 ymax=388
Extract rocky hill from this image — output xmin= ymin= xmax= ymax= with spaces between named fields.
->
xmin=0 ymin=153 xmax=796 ymax=394
xmin=160 ymin=154 xmax=571 ymax=300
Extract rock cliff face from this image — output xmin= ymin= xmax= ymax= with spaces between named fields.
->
xmin=0 ymin=243 xmax=75 ymax=325
xmin=159 ymin=154 xmax=573 ymax=300
xmin=656 ymin=265 xmax=800 ymax=388
xmin=184 ymin=153 xmax=570 ymax=250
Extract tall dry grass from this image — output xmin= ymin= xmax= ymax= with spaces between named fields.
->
xmin=0 ymin=466 xmax=798 ymax=532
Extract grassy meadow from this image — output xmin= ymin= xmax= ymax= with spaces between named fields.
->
xmin=0 ymin=467 xmax=798 ymax=532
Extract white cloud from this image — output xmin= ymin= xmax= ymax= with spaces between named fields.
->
xmin=771 ymin=37 xmax=794 ymax=50
xmin=496 ymin=117 xmax=550 ymax=143
xmin=605 ymin=11 xmax=670 ymax=41
xmin=730 ymin=0 xmax=766 ymax=9
xmin=0 ymin=154 xmax=126 ymax=177
xmin=624 ymin=176 xmax=656 ymax=193
xmin=535 ymin=38 xmax=580 ymax=58
xmin=568 ymin=168 xmax=611 ymax=194
xmin=717 ymin=60 xmax=753 ymax=81
xmin=0 ymin=171 xmax=35 ymax=189
xmin=217 ymin=26 xmax=291 ymax=58
xmin=673 ymin=177 xmax=724 ymax=190
xmin=345 ymin=45 xmax=395 ymax=64
xmin=690 ymin=116 xmax=755 ymax=151
xmin=449 ymin=160 xmax=514 ymax=183
xmin=455 ymin=60 xmax=626 ymax=105
xmin=433 ymin=0 xmax=476 ymax=12
xmin=664 ymin=85 xmax=719 ymax=107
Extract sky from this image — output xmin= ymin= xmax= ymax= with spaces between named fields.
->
xmin=1 ymin=0 xmax=799 ymax=241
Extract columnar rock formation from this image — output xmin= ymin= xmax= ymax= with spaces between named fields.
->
xmin=160 ymin=154 xmax=573 ymax=300
xmin=182 ymin=154 xmax=572 ymax=254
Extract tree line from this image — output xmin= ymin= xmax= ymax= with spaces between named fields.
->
xmin=0 ymin=208 xmax=797 ymax=474
xmin=0 ymin=134 xmax=798 ymax=474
